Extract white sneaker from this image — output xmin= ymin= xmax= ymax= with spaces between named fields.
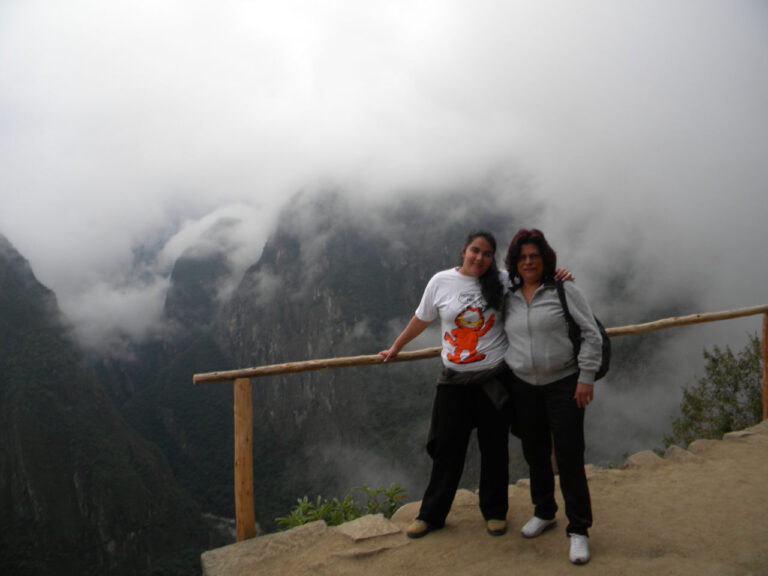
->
xmin=569 ymin=533 xmax=590 ymax=565
xmin=521 ymin=516 xmax=557 ymax=538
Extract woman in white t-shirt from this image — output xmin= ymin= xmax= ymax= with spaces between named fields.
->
xmin=380 ymin=230 xmax=571 ymax=539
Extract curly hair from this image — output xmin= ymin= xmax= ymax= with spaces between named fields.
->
xmin=461 ymin=230 xmax=504 ymax=312
xmin=504 ymin=228 xmax=557 ymax=287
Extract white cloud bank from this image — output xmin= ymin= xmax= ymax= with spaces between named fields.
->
xmin=1 ymin=0 xmax=767 ymax=351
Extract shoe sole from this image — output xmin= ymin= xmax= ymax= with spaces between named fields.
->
xmin=522 ymin=519 xmax=557 ymax=538
xmin=487 ymin=527 xmax=507 ymax=536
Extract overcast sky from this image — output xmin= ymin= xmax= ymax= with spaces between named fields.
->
xmin=1 ymin=0 xmax=767 ymax=351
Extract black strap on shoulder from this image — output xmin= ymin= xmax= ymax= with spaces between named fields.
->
xmin=554 ymin=280 xmax=581 ymax=356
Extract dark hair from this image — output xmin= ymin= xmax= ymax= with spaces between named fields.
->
xmin=504 ymin=228 xmax=557 ymax=286
xmin=461 ymin=230 xmax=504 ymax=312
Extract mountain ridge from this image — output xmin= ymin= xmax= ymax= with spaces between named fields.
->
xmin=0 ymin=188 xmax=706 ymax=574
xmin=0 ymin=233 xmax=211 ymax=576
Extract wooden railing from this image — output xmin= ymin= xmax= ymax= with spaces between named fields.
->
xmin=193 ymin=304 xmax=768 ymax=542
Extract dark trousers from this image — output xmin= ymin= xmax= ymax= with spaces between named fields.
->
xmin=513 ymin=373 xmax=592 ymax=536
xmin=418 ymin=384 xmax=510 ymax=526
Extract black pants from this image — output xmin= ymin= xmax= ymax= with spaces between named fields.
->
xmin=417 ymin=384 xmax=509 ymax=526
xmin=513 ymin=373 xmax=592 ymax=536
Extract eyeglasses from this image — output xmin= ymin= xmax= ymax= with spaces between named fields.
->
xmin=518 ymin=253 xmax=542 ymax=262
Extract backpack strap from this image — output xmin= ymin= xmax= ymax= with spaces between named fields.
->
xmin=554 ymin=280 xmax=582 ymax=356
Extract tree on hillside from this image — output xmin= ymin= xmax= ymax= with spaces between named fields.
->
xmin=664 ymin=335 xmax=763 ymax=448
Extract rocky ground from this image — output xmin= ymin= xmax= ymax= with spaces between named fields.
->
xmin=202 ymin=420 xmax=768 ymax=576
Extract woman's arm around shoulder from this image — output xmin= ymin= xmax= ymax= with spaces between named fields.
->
xmin=554 ymin=268 xmax=574 ymax=282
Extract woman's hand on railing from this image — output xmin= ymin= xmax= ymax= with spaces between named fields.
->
xmin=379 ymin=345 xmax=401 ymax=363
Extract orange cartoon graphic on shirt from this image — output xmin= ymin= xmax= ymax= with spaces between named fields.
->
xmin=444 ymin=306 xmax=495 ymax=364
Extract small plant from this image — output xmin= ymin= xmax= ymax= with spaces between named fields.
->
xmin=274 ymin=496 xmax=316 ymax=529
xmin=275 ymin=483 xmax=406 ymax=530
xmin=325 ymin=495 xmax=361 ymax=526
xmin=354 ymin=482 xmax=406 ymax=519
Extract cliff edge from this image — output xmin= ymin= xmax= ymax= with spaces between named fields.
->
xmin=202 ymin=420 xmax=768 ymax=576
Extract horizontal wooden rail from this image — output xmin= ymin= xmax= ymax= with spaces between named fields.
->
xmin=193 ymin=304 xmax=768 ymax=384
xmin=195 ymin=303 xmax=768 ymax=542
xmin=193 ymin=347 xmax=441 ymax=385
xmin=605 ymin=304 xmax=768 ymax=336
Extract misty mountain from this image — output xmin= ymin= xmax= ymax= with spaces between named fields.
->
xmin=95 ymin=188 xmax=695 ymax=540
xmin=0 ymin=234 xmax=210 ymax=576
xmin=101 ymin=186 xmax=683 ymax=531
xmin=93 ymin=189 xmax=546 ymax=532
xmin=1 ymin=187 xmax=697 ymax=575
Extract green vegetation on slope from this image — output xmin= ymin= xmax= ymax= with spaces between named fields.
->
xmin=664 ymin=334 xmax=763 ymax=447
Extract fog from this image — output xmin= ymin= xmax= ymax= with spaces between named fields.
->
xmin=2 ymin=2 xmax=767 ymax=365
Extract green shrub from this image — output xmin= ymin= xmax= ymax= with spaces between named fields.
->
xmin=275 ymin=483 xmax=406 ymax=530
xmin=664 ymin=334 xmax=763 ymax=448
xmin=354 ymin=483 xmax=406 ymax=519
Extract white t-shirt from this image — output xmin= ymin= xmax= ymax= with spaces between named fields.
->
xmin=415 ymin=268 xmax=508 ymax=372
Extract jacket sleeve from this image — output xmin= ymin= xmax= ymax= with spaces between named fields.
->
xmin=563 ymin=282 xmax=602 ymax=385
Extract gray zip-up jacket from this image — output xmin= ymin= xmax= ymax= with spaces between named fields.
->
xmin=503 ymin=281 xmax=602 ymax=386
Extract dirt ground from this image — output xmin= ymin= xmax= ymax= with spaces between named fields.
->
xmin=202 ymin=420 xmax=768 ymax=576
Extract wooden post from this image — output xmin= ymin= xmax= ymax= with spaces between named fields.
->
xmin=234 ymin=378 xmax=255 ymax=541
xmin=762 ymin=314 xmax=768 ymax=422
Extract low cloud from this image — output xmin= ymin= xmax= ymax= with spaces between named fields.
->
xmin=68 ymin=277 xmax=170 ymax=356
xmin=0 ymin=0 xmax=765 ymax=359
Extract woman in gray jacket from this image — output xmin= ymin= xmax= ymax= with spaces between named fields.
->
xmin=503 ymin=229 xmax=602 ymax=565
